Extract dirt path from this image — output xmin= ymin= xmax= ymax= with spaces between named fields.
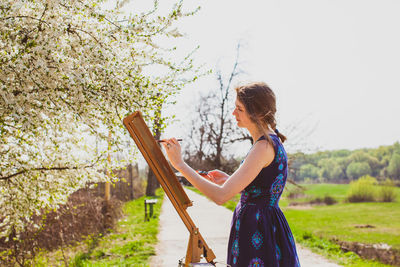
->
xmin=150 ymin=188 xmax=342 ymax=267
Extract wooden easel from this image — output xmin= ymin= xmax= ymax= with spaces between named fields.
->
xmin=123 ymin=111 xmax=216 ymax=266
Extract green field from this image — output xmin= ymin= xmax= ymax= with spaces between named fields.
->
xmin=187 ymin=184 xmax=400 ymax=266
xmin=284 ymin=183 xmax=351 ymax=202
xmin=282 ymin=183 xmax=400 ymax=248
xmin=284 ymin=182 xmax=400 ymax=203
xmin=284 ymin=202 xmax=400 ymax=249
xmin=282 ymin=183 xmax=400 ymax=266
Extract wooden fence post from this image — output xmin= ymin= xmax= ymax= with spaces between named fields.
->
xmin=105 ymin=131 xmax=111 ymax=202
xmin=128 ymin=163 xmax=134 ymax=200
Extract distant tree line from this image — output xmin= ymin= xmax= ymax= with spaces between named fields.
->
xmin=288 ymin=142 xmax=400 ymax=183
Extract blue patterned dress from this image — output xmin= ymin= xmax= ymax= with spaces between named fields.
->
xmin=227 ymin=134 xmax=300 ymax=267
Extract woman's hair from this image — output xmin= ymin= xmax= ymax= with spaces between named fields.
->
xmin=235 ymin=82 xmax=287 ymax=143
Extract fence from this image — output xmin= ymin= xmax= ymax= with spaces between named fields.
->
xmin=93 ymin=163 xmax=144 ymax=201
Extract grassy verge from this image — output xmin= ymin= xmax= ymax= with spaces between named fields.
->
xmin=290 ymin=227 xmax=391 ymax=267
xmin=282 ymin=183 xmax=400 ymax=250
xmin=285 ymin=207 xmax=395 ymax=267
xmin=283 ymin=183 xmax=400 ymax=266
xmin=34 ymin=189 xmax=164 ymax=266
xmin=284 ymin=202 xmax=400 ymax=250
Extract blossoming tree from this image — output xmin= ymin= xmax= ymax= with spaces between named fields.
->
xmin=0 ymin=0 xmax=198 ymax=239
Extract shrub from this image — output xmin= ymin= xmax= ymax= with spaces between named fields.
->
xmin=346 ymin=175 xmax=377 ymax=203
xmin=287 ymin=187 xmax=305 ymax=199
xmin=306 ymin=195 xmax=337 ymax=205
xmin=0 ymin=188 xmax=122 ymax=266
xmin=302 ymin=231 xmax=313 ymax=240
xmin=310 ymin=197 xmax=323 ymax=204
xmin=323 ymin=195 xmax=337 ymax=205
xmin=378 ymin=179 xmax=397 ymax=202
xmin=304 ymin=177 xmax=312 ymax=184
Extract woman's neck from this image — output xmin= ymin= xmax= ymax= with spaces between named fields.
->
xmin=247 ymin=124 xmax=270 ymax=143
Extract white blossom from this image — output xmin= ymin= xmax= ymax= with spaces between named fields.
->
xmin=0 ymin=0 xmax=199 ymax=238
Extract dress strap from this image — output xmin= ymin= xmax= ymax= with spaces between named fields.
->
xmin=257 ymin=135 xmax=266 ymax=141
xmin=256 ymin=134 xmax=277 ymax=142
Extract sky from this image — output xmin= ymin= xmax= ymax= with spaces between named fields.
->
xmin=114 ymin=0 xmax=400 ymax=155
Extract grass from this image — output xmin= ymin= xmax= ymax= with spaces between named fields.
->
xmin=283 ymin=183 xmax=350 ymax=203
xmin=186 ymin=184 xmax=398 ymax=266
xmin=282 ymin=184 xmax=400 ymax=250
xmin=34 ymin=189 xmax=164 ymax=266
xmin=301 ymin=183 xmax=349 ymax=201
xmin=283 ymin=183 xmax=400 ymax=266
xmin=291 ymin=228 xmax=392 ymax=267
xmin=285 ymin=202 xmax=400 ymax=249
xmin=284 ymin=183 xmax=400 ymax=204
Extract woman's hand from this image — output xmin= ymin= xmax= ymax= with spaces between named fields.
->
xmin=160 ymin=138 xmax=184 ymax=170
xmin=208 ymin=170 xmax=229 ymax=185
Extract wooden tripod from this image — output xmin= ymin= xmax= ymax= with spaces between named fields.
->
xmin=123 ymin=111 xmax=216 ymax=266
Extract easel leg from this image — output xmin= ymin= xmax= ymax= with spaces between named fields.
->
xmin=185 ymin=228 xmax=201 ymax=266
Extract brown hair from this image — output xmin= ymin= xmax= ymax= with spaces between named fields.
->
xmin=235 ymin=82 xmax=287 ymax=143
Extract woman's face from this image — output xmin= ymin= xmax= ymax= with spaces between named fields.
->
xmin=232 ymin=98 xmax=253 ymax=128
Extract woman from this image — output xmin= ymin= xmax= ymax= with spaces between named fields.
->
xmin=161 ymin=82 xmax=300 ymax=267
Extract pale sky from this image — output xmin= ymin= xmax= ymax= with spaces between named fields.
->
xmin=116 ymin=0 xmax=400 ymax=154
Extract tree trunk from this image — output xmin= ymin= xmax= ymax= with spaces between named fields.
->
xmin=146 ymin=135 xmax=161 ymax=195
xmin=145 ymin=105 xmax=162 ymax=196
xmin=146 ymin=169 xmax=159 ymax=196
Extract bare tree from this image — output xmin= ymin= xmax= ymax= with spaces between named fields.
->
xmin=183 ymin=43 xmax=316 ymax=186
xmin=184 ymin=43 xmax=251 ymax=173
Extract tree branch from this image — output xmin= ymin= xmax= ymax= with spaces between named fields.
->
xmin=1 ymin=15 xmax=50 ymax=27
xmin=0 ymin=154 xmax=104 ymax=181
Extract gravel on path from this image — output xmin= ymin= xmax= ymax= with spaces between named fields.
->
xmin=150 ymin=188 xmax=342 ymax=267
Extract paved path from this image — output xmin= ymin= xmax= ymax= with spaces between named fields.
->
xmin=150 ymin=188 xmax=342 ymax=267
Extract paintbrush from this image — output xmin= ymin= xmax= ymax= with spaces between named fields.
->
xmin=156 ymin=139 xmax=183 ymax=143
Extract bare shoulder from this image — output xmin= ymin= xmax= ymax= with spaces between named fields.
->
xmin=220 ymin=139 xmax=276 ymax=200
xmin=243 ymin=139 xmax=275 ymax=169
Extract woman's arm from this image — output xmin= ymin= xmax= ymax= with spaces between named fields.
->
xmin=162 ymin=138 xmax=275 ymax=205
